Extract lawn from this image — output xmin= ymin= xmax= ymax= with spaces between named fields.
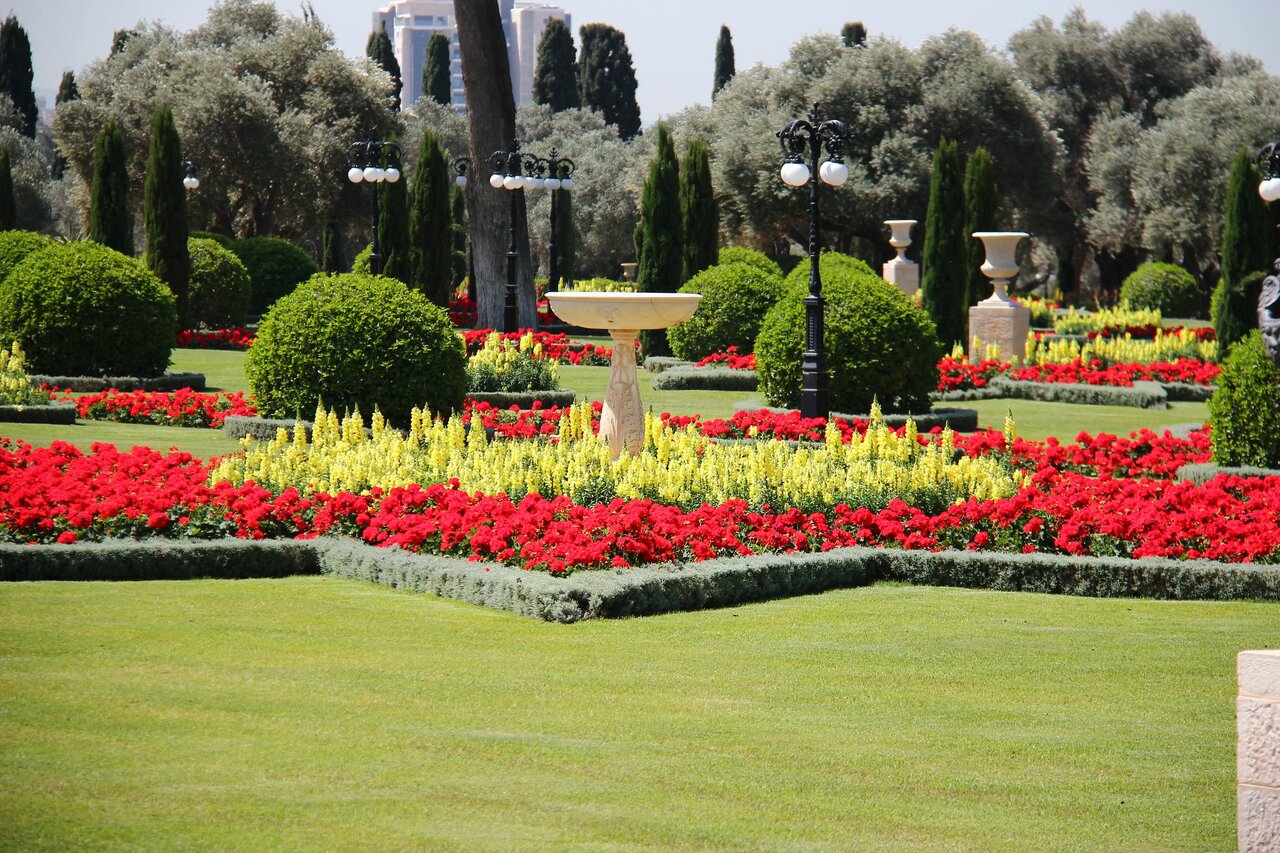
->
xmin=0 ymin=577 xmax=1269 ymax=850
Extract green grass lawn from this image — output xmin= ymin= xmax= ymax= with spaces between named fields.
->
xmin=0 ymin=578 xmax=1268 ymax=849
xmin=170 ymin=348 xmax=250 ymax=393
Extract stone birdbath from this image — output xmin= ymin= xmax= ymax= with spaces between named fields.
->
xmin=545 ymin=292 xmax=702 ymax=459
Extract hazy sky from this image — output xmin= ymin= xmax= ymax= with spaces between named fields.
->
xmin=13 ymin=0 xmax=1280 ymax=123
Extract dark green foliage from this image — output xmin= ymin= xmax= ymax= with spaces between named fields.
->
xmin=578 ymin=23 xmax=641 ymax=140
xmin=321 ymin=219 xmax=342 ymax=273
xmin=377 ymin=147 xmax=410 ymax=283
xmin=0 ymin=230 xmax=52 ymax=282
xmin=553 ymin=185 xmax=575 ymax=286
xmin=0 ymin=148 xmax=13 ymax=230
xmin=532 ymin=18 xmax=579 ymax=112
xmin=0 ymin=539 xmax=319 ymax=582
xmin=757 ymin=253 xmax=942 ymax=414
xmin=188 ymin=230 xmax=232 ymax=248
xmin=366 ymin=28 xmax=401 ymax=111
xmin=246 ymin=272 xmax=467 ymax=424
xmin=667 ymin=262 xmax=783 ymax=360
xmin=680 ymin=138 xmax=718 ymax=282
xmin=1212 ymin=269 xmax=1265 ymax=351
xmin=0 ymin=241 xmax=176 ymax=376
xmin=110 ymin=29 xmax=135 ymax=57
xmin=0 ymin=15 xmax=36 ymax=138
xmin=717 ymin=246 xmax=783 ymax=279
xmin=1119 ymin=262 xmax=1201 ymax=317
xmin=143 ymin=107 xmax=191 ymax=324
xmin=842 ymin=22 xmax=868 ymax=47
xmin=423 ymin=32 xmax=452 ymax=107
xmin=230 ymin=236 xmax=318 ymax=312
xmin=89 ymin=122 xmax=132 ymax=255
xmin=713 ymin=25 xmax=735 ymax=98
xmin=409 ymin=130 xmax=452 ymax=306
xmin=1208 ymin=331 xmax=1280 ymax=467
xmin=962 ymin=147 xmax=997 ymax=306
xmin=187 ymin=237 xmax=251 ymax=327
xmin=55 ymin=70 xmax=78 ymax=105
xmin=450 ymin=185 xmax=467 ymax=290
xmin=921 ymin=140 xmax=967 ymax=346
xmin=636 ymin=124 xmax=683 ymax=356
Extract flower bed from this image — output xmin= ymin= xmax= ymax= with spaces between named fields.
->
xmin=937 ymin=355 xmax=1220 ymax=392
xmin=49 ymin=388 xmax=258 ymax=428
xmin=461 ymin=329 xmax=612 ymax=366
xmin=177 ymin=327 xmax=256 ymax=350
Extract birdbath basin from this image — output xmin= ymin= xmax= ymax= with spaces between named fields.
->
xmin=545 ymin=292 xmax=702 ymax=458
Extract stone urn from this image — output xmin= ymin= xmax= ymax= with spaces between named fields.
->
xmin=620 ymin=262 xmax=638 ymax=283
xmin=544 ymin=292 xmax=701 ymax=458
xmin=882 ymin=219 xmax=918 ymax=297
xmin=968 ymin=232 xmax=1030 ymax=364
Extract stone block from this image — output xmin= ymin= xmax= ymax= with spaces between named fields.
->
xmin=1239 ymin=650 xmax=1280 ymax=851
xmin=968 ymin=298 xmax=1030 ymax=365
xmin=1241 ymin=650 xmax=1280 ymax=699
xmin=1239 ymin=697 xmax=1280 ymax=788
xmin=1239 ymin=784 xmax=1280 ymax=852
xmin=882 ymin=258 xmax=918 ymax=298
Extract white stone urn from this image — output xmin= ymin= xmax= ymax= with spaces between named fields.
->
xmin=968 ymin=232 xmax=1030 ymax=364
xmin=972 ymin=231 xmax=1028 ymax=302
xmin=544 ymin=292 xmax=701 ymax=459
xmin=885 ymin=219 xmax=916 ymax=260
xmin=882 ymin=219 xmax=918 ymax=296
xmin=620 ymin=262 xmax=638 ymax=283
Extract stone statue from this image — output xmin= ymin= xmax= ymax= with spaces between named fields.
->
xmin=1260 ymin=259 xmax=1280 ymax=366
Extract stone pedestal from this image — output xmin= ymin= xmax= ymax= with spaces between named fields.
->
xmin=600 ymin=329 xmax=644 ymax=459
xmin=882 ymin=257 xmax=919 ymax=298
xmin=1239 ymin=649 xmax=1280 ymax=851
xmin=968 ymin=294 xmax=1030 ymax=365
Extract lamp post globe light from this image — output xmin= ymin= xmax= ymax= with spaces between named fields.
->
xmin=1256 ymin=141 xmax=1280 ymax=366
xmin=182 ymin=159 xmax=199 ymax=191
xmin=540 ymin=149 xmax=575 ymax=294
xmin=777 ymin=103 xmax=851 ymax=420
xmin=347 ymin=139 xmax=402 ymax=276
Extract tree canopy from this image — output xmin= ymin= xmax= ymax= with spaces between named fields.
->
xmin=578 ymin=24 xmax=641 ymax=141
xmin=533 ymin=18 xmax=579 ymax=113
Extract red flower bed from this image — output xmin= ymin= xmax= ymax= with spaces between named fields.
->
xmin=695 ymin=347 xmax=757 ymax=370
xmin=461 ymin=329 xmax=613 ymax=366
xmin=1008 ymin=359 xmax=1220 ymax=386
xmin=937 ymin=355 xmax=1007 ymax=391
xmin=449 ymin=296 xmax=477 ymax=327
xmin=49 ymin=388 xmax=258 ymax=429
xmin=176 ymin=327 xmax=255 ymax=349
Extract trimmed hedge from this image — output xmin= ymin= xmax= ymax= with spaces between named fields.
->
xmin=0 ymin=539 xmax=320 ymax=582
xmin=1119 ymin=262 xmax=1201 ymax=318
xmin=716 ymin=246 xmax=784 ymax=279
xmin=30 ymin=372 xmax=206 ymax=393
xmin=651 ymin=366 xmax=759 ymax=391
xmin=1176 ymin=462 xmax=1280 ymax=485
xmin=0 ymin=402 xmax=76 ymax=424
xmin=1208 ymin=331 xmax=1280 ymax=467
xmin=667 ymin=262 xmax=784 ymax=361
xmin=643 ymin=356 xmax=694 ymax=373
xmin=231 ymin=236 xmax=318 ymax=312
xmin=0 ymin=230 xmax=53 ymax=283
xmin=467 ymin=390 xmax=577 ymax=408
xmin=748 ymin=403 xmax=978 ymax=432
xmin=223 ymin=414 xmax=313 ymax=443
xmin=933 ymin=378 xmax=1212 ymax=406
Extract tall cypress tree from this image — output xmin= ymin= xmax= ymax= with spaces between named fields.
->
xmin=144 ymin=107 xmax=191 ymax=323
xmin=842 ymin=22 xmax=868 ymax=47
xmin=89 ymin=122 xmax=132 ymax=255
xmin=578 ymin=24 xmax=641 ymax=141
xmin=921 ymin=139 xmax=967 ymax=347
xmin=1215 ymin=147 xmax=1274 ymax=348
xmin=322 ymin=218 xmax=343 ymax=273
xmin=962 ymin=147 xmax=997 ymax=306
xmin=409 ymin=130 xmax=452 ymax=306
xmin=680 ymin=137 xmax=718 ymax=281
xmin=0 ymin=15 xmax=36 ymax=139
xmin=533 ymin=18 xmax=578 ymax=113
xmin=712 ymin=25 xmax=735 ymax=99
xmin=555 ymin=184 xmax=575 ymax=287
xmin=423 ymin=32 xmax=452 ymax=107
xmin=0 ymin=148 xmax=14 ymax=231
xmin=450 ymin=184 xmax=467 ymax=293
xmin=51 ymin=71 xmax=79 ymax=178
xmin=636 ymin=124 xmax=683 ymax=356
xmin=378 ymin=145 xmax=410 ymax=282
xmin=366 ymin=29 xmax=402 ymax=111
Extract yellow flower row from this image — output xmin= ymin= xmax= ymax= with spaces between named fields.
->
xmin=1052 ymin=302 xmax=1163 ymax=335
xmin=1026 ymin=327 xmax=1216 ymax=365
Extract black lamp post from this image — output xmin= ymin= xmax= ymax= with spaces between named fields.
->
xmin=453 ymin=157 xmax=477 ymax=305
xmin=1256 ymin=142 xmax=1280 ymax=366
xmin=777 ymin=104 xmax=851 ymax=420
xmin=539 ymin=149 xmax=575 ymax=294
xmin=347 ymin=140 xmax=402 ymax=276
xmin=487 ymin=143 xmax=535 ymax=333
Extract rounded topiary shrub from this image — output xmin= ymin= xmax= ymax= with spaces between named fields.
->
xmin=230 ymin=236 xmax=319 ymax=312
xmin=0 ymin=241 xmax=176 ymax=376
xmin=1208 ymin=330 xmax=1280 ymax=468
xmin=0 ymin=230 xmax=54 ymax=284
xmin=246 ymin=272 xmax=467 ymax=424
xmin=756 ymin=253 xmax=942 ymax=414
xmin=1119 ymin=262 xmax=1201 ymax=318
xmin=668 ymin=262 xmax=784 ymax=361
xmin=782 ymin=252 xmax=878 ymax=289
xmin=188 ymin=230 xmax=233 ymax=249
xmin=717 ymin=246 xmax=783 ymax=279
xmin=188 ymin=237 xmax=252 ymax=328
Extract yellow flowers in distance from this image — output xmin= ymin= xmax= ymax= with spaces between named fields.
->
xmin=0 ymin=341 xmax=49 ymax=406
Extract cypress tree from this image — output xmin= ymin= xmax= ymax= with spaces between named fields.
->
xmin=378 ymin=145 xmax=410 ymax=282
xmin=578 ymin=24 xmax=641 ymax=141
xmin=51 ymin=71 xmax=78 ymax=179
xmin=842 ymin=22 xmax=868 ymax=47
xmin=921 ymin=139 xmax=967 ymax=347
xmin=322 ymin=218 xmax=343 ymax=273
xmin=450 ymin=184 xmax=467 ymax=293
xmin=0 ymin=148 xmax=14 ymax=231
xmin=110 ymin=29 xmax=135 ymax=57
xmin=680 ymin=137 xmax=718 ymax=281
xmin=423 ymin=32 xmax=452 ymax=107
xmin=89 ymin=122 xmax=132 ymax=255
xmin=554 ymin=184 xmax=575 ymax=287
xmin=712 ymin=25 xmax=735 ymax=99
xmin=532 ymin=18 xmax=579 ymax=113
xmin=1216 ymin=147 xmax=1274 ymax=348
xmin=366 ymin=28 xmax=402 ymax=111
xmin=962 ymin=147 xmax=997 ymax=306
xmin=408 ymin=130 xmax=452 ymax=306
xmin=636 ymin=123 xmax=683 ymax=356
xmin=0 ymin=15 xmax=37 ymax=139
xmin=144 ymin=106 xmax=191 ymax=323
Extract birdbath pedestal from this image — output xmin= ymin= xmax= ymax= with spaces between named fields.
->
xmin=545 ymin=292 xmax=702 ymax=459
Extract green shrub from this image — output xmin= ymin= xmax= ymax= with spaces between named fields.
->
xmin=668 ymin=262 xmax=784 ymax=360
xmin=0 ymin=242 xmax=176 ymax=376
xmin=1119 ymin=262 xmax=1201 ymax=318
xmin=1211 ymin=269 xmax=1265 ymax=352
xmin=717 ymin=246 xmax=783 ymax=279
xmin=246 ymin=272 xmax=466 ymax=424
xmin=466 ymin=332 xmax=559 ymax=393
xmin=756 ymin=252 xmax=942 ymax=414
xmin=187 ymin=237 xmax=251 ymax=328
xmin=230 ymin=236 xmax=318 ymax=312
xmin=351 ymin=243 xmax=373 ymax=274
xmin=1208 ymin=331 xmax=1280 ymax=467
xmin=0 ymin=230 xmax=53 ymax=283
xmin=189 ymin=230 xmax=233 ymax=249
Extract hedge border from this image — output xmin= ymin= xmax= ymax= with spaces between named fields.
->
xmin=224 ymin=414 xmax=311 ymax=443
xmin=651 ymin=367 xmax=759 ymax=392
xmin=1175 ymin=462 xmax=1280 ymax=484
xmin=933 ymin=377 xmax=1214 ymax=406
xmin=643 ymin=356 xmax=695 ymax=373
xmin=467 ymin=390 xmax=576 ymax=409
xmin=32 ymin=372 xmax=207 ymax=393
xmin=0 ymin=402 xmax=76 ymax=424
xmin=745 ymin=403 xmax=979 ymax=432
xmin=0 ymin=538 xmax=320 ymax=582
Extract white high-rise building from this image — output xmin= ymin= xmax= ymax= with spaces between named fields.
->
xmin=372 ymin=1 xmax=570 ymax=112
